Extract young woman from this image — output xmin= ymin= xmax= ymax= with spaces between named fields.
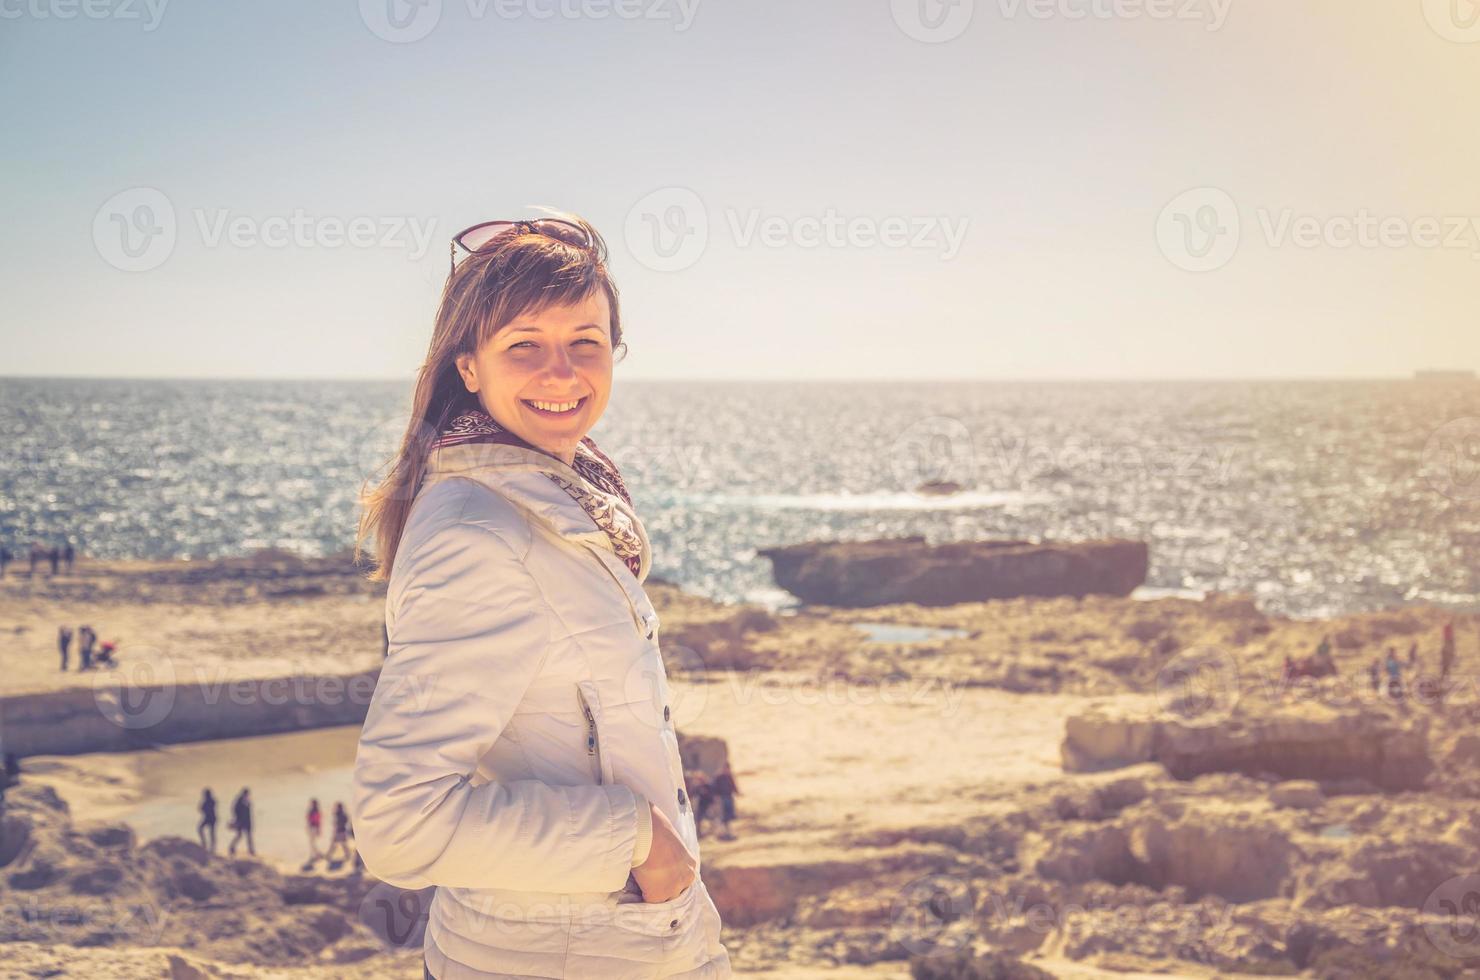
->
xmin=197 ymin=788 xmax=217 ymax=853
xmin=353 ymin=212 xmax=730 ymax=979
xmin=306 ymin=799 xmax=323 ymax=863
xmin=226 ymin=787 xmax=254 ymax=857
xmin=325 ymin=801 xmax=352 ymax=863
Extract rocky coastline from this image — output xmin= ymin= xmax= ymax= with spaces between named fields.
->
xmin=3 ymin=552 xmax=1479 ymax=978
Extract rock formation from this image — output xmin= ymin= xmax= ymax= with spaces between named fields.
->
xmin=757 ymin=536 xmax=1149 ymax=607
xmin=1061 ymin=702 xmax=1434 ymax=791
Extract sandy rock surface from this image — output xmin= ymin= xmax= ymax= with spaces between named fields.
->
xmin=4 ymin=557 xmax=1480 ymax=976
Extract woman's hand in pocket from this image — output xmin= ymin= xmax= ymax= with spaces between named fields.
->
xmin=632 ymin=802 xmax=696 ymax=902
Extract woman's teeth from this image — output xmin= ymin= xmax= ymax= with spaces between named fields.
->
xmin=524 ymin=397 xmax=585 ymax=415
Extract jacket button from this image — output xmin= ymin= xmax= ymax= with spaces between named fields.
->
xmin=669 ymin=918 xmax=679 ymax=929
xmin=663 ymin=705 xmax=670 ymax=722
xmin=677 ymin=788 xmax=687 ymax=806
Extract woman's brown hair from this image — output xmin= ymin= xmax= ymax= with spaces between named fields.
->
xmin=354 ymin=208 xmax=624 ymax=582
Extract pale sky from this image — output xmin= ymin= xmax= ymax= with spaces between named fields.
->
xmin=2 ymin=0 xmax=1477 ymax=381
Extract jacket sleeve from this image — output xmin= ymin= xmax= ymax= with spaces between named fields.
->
xmin=351 ymin=518 xmax=646 ymax=892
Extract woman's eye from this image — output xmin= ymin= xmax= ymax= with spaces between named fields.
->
xmin=510 ymin=339 xmax=602 ymax=350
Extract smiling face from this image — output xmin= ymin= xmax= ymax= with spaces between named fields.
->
xmin=453 ymin=290 xmax=614 ymax=467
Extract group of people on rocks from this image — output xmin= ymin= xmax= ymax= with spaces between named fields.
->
xmin=191 ymin=768 xmax=738 ymax=871
xmin=0 ymin=540 xmax=77 ymax=577
xmin=57 ymin=623 xmax=118 ymax=670
xmin=195 ymin=787 xmax=362 ymax=871
xmin=196 ymin=787 xmax=257 ymax=856
xmin=1281 ymin=621 xmax=1461 ymax=704
xmin=1365 ymin=622 xmax=1458 ymax=701
xmin=304 ymin=798 xmax=357 ymax=868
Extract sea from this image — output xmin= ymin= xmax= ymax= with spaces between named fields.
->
xmin=3 ymin=376 xmax=1478 ymax=619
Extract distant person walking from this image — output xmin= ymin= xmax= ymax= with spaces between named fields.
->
xmin=0 ymin=544 xmax=11 ymax=576
xmin=325 ymin=802 xmax=352 ymax=863
xmin=348 ymin=816 xmax=364 ymax=874
xmin=306 ymin=799 xmax=324 ymax=862
xmin=78 ymin=625 xmax=95 ymax=671
xmin=1305 ymin=634 xmax=1336 ymax=679
xmin=688 ymin=770 xmax=713 ymax=837
xmin=1441 ymin=621 xmax=1457 ymax=683
xmin=27 ymin=543 xmax=41 ymax=577
xmin=712 ymin=764 xmax=740 ymax=840
xmin=47 ymin=546 xmax=60 ymax=576
xmin=1407 ymin=641 xmax=1419 ymax=671
xmin=227 ymin=788 xmax=255 ymax=857
xmin=198 ymin=789 xmax=218 ymax=852
xmin=2 ymin=753 xmax=20 ymax=810
xmin=63 ymin=542 xmax=75 ymax=573
xmin=1384 ymin=646 xmax=1404 ymax=700
xmin=1367 ymin=659 xmax=1381 ymax=694
xmin=58 ymin=626 xmax=73 ymax=671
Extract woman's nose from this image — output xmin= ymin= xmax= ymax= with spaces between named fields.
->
xmin=540 ymin=346 xmax=578 ymax=381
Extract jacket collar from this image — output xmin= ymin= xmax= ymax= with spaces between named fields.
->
xmin=418 ymin=411 xmax=652 ymax=584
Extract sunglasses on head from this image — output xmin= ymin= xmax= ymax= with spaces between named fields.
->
xmin=448 ymin=218 xmax=593 ymax=274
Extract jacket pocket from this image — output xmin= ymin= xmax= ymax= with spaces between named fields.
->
xmin=575 ymin=681 xmax=614 ymax=785
xmin=606 ymin=878 xmax=702 ymax=936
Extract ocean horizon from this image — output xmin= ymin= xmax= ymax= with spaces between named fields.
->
xmin=3 ymin=375 xmax=1477 ymax=619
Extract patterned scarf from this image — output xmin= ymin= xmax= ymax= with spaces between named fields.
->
xmin=427 ymin=403 xmax=645 ymax=579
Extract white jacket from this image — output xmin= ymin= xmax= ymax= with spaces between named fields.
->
xmin=352 ymin=439 xmax=732 ymax=979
